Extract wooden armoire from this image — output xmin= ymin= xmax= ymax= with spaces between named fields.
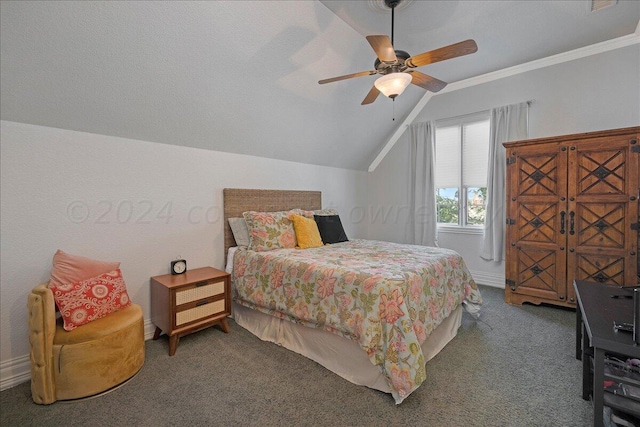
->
xmin=504 ymin=126 xmax=639 ymax=307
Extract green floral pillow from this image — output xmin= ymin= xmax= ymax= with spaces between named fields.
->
xmin=242 ymin=210 xmax=302 ymax=251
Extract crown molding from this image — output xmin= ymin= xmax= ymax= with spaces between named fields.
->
xmin=368 ymin=25 xmax=640 ymax=172
xmin=442 ymin=30 xmax=639 ymax=95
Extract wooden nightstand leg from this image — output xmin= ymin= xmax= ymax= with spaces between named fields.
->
xmin=219 ymin=318 xmax=230 ymax=333
xmin=169 ymin=334 xmax=180 ymax=356
xmin=153 ymin=326 xmax=162 ymax=340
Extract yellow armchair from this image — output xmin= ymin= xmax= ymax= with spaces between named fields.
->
xmin=28 ymin=283 xmax=145 ymax=404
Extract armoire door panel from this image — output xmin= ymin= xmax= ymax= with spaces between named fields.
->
xmin=512 ymin=245 xmax=565 ymax=301
xmin=571 ymin=203 xmax=627 ymax=249
xmin=515 ymin=150 xmax=566 ymax=198
xmin=567 ymin=133 xmax=638 ymax=292
xmin=569 ymin=135 xmax=635 ymax=197
xmin=574 ymin=144 xmax=628 ymax=197
xmin=515 ymin=202 xmax=559 ymax=244
xmin=566 ymin=251 xmax=628 ymax=303
xmin=571 ymin=253 xmax=627 ymax=285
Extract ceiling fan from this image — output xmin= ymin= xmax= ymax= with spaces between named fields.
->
xmin=318 ymin=0 xmax=478 ymax=105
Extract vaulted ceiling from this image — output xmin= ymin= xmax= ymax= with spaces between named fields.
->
xmin=1 ymin=1 xmax=639 ymax=170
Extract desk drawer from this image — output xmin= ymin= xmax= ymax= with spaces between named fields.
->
xmin=175 ymin=280 xmax=225 ymax=305
xmin=175 ymin=299 xmax=225 ymax=326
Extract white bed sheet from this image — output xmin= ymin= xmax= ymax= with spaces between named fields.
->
xmin=232 ymin=301 xmax=462 ymax=393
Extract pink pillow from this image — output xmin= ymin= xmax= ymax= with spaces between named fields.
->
xmin=49 ymin=250 xmax=120 ymax=289
xmin=50 ymin=269 xmax=132 ymax=331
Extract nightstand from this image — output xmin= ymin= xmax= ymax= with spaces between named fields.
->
xmin=150 ymin=266 xmax=231 ymax=356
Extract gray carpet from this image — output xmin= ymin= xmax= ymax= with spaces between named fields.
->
xmin=1 ymin=286 xmax=592 ymax=426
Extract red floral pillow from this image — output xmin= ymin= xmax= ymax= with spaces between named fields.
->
xmin=50 ymin=268 xmax=132 ymax=331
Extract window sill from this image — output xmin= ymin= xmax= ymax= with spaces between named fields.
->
xmin=437 ymin=225 xmax=484 ymax=236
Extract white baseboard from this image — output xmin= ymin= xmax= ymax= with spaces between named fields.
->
xmin=143 ymin=318 xmax=156 ymax=340
xmin=2 ymin=272 xmax=502 ymax=392
xmin=0 ymin=319 xmax=158 ymax=392
xmin=0 ymin=354 xmax=31 ymax=392
xmin=469 ymin=270 xmax=505 ymax=289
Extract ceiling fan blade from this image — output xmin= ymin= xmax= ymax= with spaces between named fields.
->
xmin=366 ymin=35 xmax=397 ymax=63
xmin=361 ymin=86 xmax=380 ymax=105
xmin=318 ymin=70 xmax=377 ymax=85
xmin=405 ymin=39 xmax=478 ymax=68
xmin=408 ymin=71 xmax=448 ymax=93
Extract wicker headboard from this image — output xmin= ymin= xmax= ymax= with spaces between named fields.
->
xmin=223 ymin=188 xmax=322 ymax=260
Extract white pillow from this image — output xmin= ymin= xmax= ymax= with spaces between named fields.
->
xmin=313 ymin=208 xmax=339 ymax=216
xmin=228 ymin=217 xmax=250 ymax=247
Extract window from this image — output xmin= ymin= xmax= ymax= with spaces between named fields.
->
xmin=435 ymin=113 xmax=490 ymax=228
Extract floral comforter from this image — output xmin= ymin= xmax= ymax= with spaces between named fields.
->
xmin=232 ymin=239 xmax=482 ymax=403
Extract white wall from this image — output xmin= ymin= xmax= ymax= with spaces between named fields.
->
xmin=0 ymin=120 xmax=367 ymax=386
xmin=2 ymin=42 xmax=638 ymax=390
xmin=367 ymin=44 xmax=640 ymax=286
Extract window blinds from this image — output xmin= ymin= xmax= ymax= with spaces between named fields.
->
xmin=435 ymin=119 xmax=489 ymax=189
xmin=462 ymin=120 xmax=490 ymax=188
xmin=435 ymin=126 xmax=461 ymax=189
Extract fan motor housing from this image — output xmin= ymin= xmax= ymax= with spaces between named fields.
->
xmin=374 ymin=49 xmax=410 ymax=74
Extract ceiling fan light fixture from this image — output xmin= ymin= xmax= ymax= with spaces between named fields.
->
xmin=374 ymin=72 xmax=412 ymax=98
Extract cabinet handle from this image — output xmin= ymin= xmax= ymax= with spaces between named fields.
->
xmin=196 ymin=300 xmax=208 ymax=307
xmin=195 ymin=281 xmax=207 ymax=287
xmin=631 ymin=196 xmax=638 ymax=201
xmin=560 ymin=211 xmax=566 ymax=234
xmin=569 ymin=211 xmax=575 ymax=235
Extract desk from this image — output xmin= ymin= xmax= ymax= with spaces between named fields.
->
xmin=574 ymin=280 xmax=640 ymax=427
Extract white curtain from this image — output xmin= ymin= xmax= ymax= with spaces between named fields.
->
xmin=480 ymin=102 xmax=529 ymax=261
xmin=407 ymin=121 xmax=438 ymax=247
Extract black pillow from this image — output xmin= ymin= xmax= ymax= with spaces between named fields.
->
xmin=314 ymin=215 xmax=348 ymax=244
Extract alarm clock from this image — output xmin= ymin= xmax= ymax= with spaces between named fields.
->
xmin=171 ymin=259 xmax=187 ymax=275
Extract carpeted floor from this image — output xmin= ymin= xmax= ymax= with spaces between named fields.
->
xmin=0 ymin=286 xmax=592 ymax=426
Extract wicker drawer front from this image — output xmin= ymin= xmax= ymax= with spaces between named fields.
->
xmin=175 ymin=280 xmax=225 ymax=305
xmin=175 ymin=299 xmax=225 ymax=326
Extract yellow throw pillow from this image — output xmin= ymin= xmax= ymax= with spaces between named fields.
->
xmin=290 ymin=214 xmax=324 ymax=249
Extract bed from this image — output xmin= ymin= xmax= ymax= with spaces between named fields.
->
xmin=223 ymin=188 xmax=482 ymax=404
